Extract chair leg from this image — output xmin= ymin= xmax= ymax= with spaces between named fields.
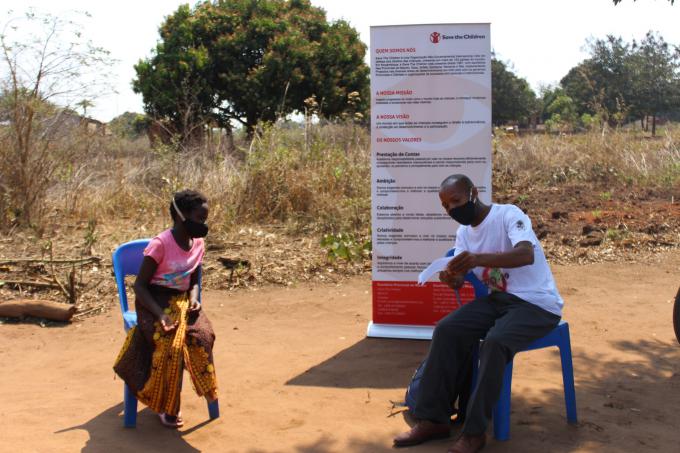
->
xmin=123 ymin=384 xmax=138 ymax=428
xmin=559 ymin=327 xmax=578 ymax=424
xmin=493 ymin=361 xmax=514 ymax=441
xmin=208 ymin=399 xmax=220 ymax=420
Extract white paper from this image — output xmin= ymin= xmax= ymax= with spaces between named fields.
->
xmin=417 ymin=256 xmax=454 ymax=285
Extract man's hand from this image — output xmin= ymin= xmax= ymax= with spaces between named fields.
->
xmin=446 ymin=251 xmax=478 ymax=274
xmin=439 ymin=269 xmax=465 ymax=290
xmin=159 ymin=313 xmax=178 ymax=332
xmin=188 ymin=300 xmax=202 ymax=312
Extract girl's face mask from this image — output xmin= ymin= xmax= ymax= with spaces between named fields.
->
xmin=172 ymin=198 xmax=209 ymax=238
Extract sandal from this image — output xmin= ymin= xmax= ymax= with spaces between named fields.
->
xmin=159 ymin=412 xmax=185 ymax=428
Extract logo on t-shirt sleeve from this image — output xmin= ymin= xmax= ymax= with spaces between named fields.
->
xmin=515 ymin=220 xmax=525 ymax=231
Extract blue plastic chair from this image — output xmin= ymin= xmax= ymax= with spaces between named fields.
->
xmin=446 ymin=249 xmax=577 ymax=440
xmin=112 ymin=239 xmax=220 ymax=428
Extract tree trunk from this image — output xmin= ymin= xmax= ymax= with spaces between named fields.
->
xmin=245 ymin=123 xmax=256 ymax=141
xmin=225 ymin=123 xmax=235 ymax=153
xmin=652 ymin=115 xmax=656 ymax=137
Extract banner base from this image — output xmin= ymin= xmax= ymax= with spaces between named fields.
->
xmin=366 ymin=321 xmax=433 ymax=340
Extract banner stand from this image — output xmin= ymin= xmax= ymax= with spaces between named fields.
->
xmin=368 ymin=23 xmax=491 ymax=339
xmin=366 ymin=322 xmax=433 ymax=340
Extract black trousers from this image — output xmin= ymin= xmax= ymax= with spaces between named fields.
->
xmin=412 ymin=291 xmax=560 ymax=435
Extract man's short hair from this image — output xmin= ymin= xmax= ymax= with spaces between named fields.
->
xmin=440 ymin=174 xmax=474 ymax=191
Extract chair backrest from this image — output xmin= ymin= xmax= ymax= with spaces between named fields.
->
xmin=112 ymin=239 xmax=151 ymax=314
xmin=445 ymin=247 xmax=489 ymax=299
xmin=464 ymin=271 xmax=489 ymax=299
xmin=112 ymin=238 xmax=204 ymax=315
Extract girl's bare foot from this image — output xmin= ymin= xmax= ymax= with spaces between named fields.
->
xmin=158 ymin=412 xmax=184 ymax=428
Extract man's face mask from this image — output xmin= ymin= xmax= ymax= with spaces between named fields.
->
xmin=172 ymin=198 xmax=209 ymax=238
xmin=447 ymin=190 xmax=476 ymax=225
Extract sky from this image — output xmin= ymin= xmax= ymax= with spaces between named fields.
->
xmin=6 ymin=0 xmax=680 ymax=122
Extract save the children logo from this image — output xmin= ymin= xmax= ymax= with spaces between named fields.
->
xmin=430 ymin=32 xmax=440 ymax=43
xmin=482 ymin=267 xmax=509 ymax=292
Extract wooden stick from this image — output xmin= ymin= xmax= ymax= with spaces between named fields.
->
xmin=79 ymin=278 xmax=105 ymax=296
xmin=0 ymin=257 xmax=101 ymax=265
xmin=72 ymin=303 xmax=107 ymax=318
xmin=1 ymin=280 xmax=62 ymax=289
xmin=50 ymin=273 xmax=71 ymax=300
xmin=48 ymin=248 xmax=71 ymax=301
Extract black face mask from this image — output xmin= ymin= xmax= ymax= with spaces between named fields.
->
xmin=184 ymin=219 xmax=209 ymax=238
xmin=448 ymin=191 xmax=476 ymax=225
xmin=172 ymin=198 xmax=209 ymax=238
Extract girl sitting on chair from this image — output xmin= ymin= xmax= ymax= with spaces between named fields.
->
xmin=114 ymin=189 xmax=218 ymax=428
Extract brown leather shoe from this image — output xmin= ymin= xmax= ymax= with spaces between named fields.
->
xmin=447 ymin=433 xmax=486 ymax=453
xmin=393 ymin=420 xmax=451 ymax=447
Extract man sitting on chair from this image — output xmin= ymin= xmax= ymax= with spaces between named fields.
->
xmin=394 ymin=174 xmax=563 ymax=453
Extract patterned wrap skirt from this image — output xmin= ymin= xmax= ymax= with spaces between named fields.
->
xmin=113 ymin=284 xmax=218 ymax=416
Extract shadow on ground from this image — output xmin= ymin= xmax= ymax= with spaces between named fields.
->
xmin=286 ymin=337 xmax=430 ymax=389
xmin=286 ymin=335 xmax=680 ymax=452
xmin=55 ymin=402 xmax=218 ymax=453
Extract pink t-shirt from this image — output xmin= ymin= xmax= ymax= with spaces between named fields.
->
xmin=144 ymin=229 xmax=205 ymax=291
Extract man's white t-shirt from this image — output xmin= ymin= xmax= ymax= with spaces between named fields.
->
xmin=454 ymin=203 xmax=563 ymax=317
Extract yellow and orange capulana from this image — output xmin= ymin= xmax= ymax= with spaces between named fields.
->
xmin=114 ymin=294 xmax=218 ymax=416
xmin=184 ymin=338 xmax=218 ymax=401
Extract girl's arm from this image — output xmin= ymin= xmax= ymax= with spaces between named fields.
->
xmin=188 ymin=264 xmax=201 ymax=311
xmin=134 ymin=256 xmax=177 ymax=331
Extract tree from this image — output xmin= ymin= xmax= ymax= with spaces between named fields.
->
xmin=556 ymin=36 xmax=634 ymax=127
xmin=559 ymin=32 xmax=680 ymax=133
xmin=560 ymin=63 xmax=597 ymax=117
xmin=310 ymin=19 xmax=369 ymax=119
xmin=109 ymin=111 xmax=149 ymax=139
xmin=584 ymin=36 xmax=634 ymax=123
xmin=133 ymin=0 xmax=369 ymax=142
xmin=132 ymin=4 xmax=216 ymax=147
xmin=75 ymin=99 xmax=95 ymax=116
xmin=491 ymin=58 xmax=538 ymax=127
xmin=544 ymin=93 xmax=579 ymax=131
xmin=0 ymin=9 xmax=114 ymax=226
xmin=628 ymin=32 xmax=680 ymax=135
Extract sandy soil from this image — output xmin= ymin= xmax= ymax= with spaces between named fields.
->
xmin=1 ymin=251 xmax=680 ymax=453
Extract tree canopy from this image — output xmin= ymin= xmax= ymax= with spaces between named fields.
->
xmin=491 ymin=58 xmax=538 ymax=127
xmin=558 ymin=32 xmax=680 ymax=134
xmin=133 ymin=0 xmax=369 ymax=142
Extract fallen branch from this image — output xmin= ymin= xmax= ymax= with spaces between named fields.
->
xmin=0 ymin=279 xmax=63 ymax=289
xmin=0 ymin=256 xmax=101 ymax=266
xmin=79 ymin=278 xmax=105 ymax=296
xmin=47 ymin=247 xmax=71 ymax=303
xmin=0 ymin=299 xmax=77 ymax=322
xmin=72 ymin=304 xmax=107 ymax=319
xmin=50 ymin=272 xmax=71 ymax=300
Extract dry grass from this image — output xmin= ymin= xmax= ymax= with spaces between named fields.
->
xmin=1 ymin=121 xmax=679 ymax=311
xmin=3 ymin=121 xmax=679 ymax=237
xmin=493 ymin=125 xmax=680 ymax=192
xmin=47 ymin=122 xmax=371 ymax=237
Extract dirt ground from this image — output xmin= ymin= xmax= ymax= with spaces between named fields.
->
xmin=1 ymin=250 xmax=679 ymax=453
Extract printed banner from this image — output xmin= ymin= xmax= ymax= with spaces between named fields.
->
xmin=370 ymin=23 xmax=492 ymax=327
